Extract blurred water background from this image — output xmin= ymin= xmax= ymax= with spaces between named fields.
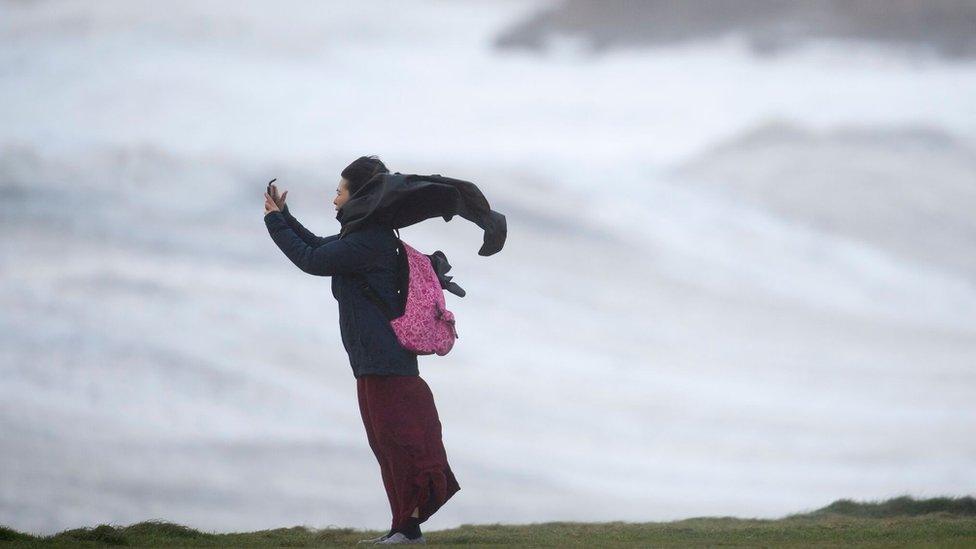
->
xmin=2 ymin=0 xmax=975 ymax=536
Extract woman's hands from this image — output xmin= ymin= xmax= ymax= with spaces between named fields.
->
xmin=264 ymin=183 xmax=288 ymax=215
xmin=270 ymin=183 xmax=288 ymax=210
xmin=264 ymin=192 xmax=279 ymax=215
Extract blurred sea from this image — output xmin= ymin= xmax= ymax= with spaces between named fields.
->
xmin=1 ymin=0 xmax=975 ymax=535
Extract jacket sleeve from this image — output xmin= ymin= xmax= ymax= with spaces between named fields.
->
xmin=265 ymin=211 xmax=374 ymax=276
xmin=280 ymin=204 xmax=339 ymax=247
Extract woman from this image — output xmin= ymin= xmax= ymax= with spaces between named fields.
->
xmin=263 ymin=155 xmax=460 ymax=545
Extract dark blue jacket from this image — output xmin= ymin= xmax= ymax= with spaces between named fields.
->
xmin=264 ymin=205 xmax=419 ymax=378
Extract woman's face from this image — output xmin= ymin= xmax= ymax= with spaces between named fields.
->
xmin=334 ymin=178 xmax=351 ymax=211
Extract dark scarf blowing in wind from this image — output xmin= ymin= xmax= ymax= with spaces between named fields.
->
xmin=335 ymin=165 xmax=507 ymax=298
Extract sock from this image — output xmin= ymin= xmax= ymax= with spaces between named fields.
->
xmin=398 ymin=517 xmax=422 ymax=540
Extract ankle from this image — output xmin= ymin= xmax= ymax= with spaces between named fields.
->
xmin=397 ymin=517 xmax=422 ymax=540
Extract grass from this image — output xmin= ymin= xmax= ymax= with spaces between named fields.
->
xmin=2 ymin=496 xmax=975 ymax=547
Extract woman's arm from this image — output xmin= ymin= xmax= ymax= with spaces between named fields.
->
xmin=280 ymin=204 xmax=340 ymax=248
xmin=265 ymin=211 xmax=373 ymax=276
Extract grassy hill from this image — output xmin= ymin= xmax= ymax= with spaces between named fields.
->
xmin=2 ymin=496 xmax=975 ymax=547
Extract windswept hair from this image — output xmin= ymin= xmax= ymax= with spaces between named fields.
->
xmin=341 ymin=155 xmax=390 ymax=197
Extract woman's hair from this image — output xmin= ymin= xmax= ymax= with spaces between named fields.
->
xmin=341 ymin=155 xmax=389 ymax=196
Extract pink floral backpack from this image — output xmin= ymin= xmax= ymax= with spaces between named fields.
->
xmin=354 ymin=229 xmax=460 ymax=356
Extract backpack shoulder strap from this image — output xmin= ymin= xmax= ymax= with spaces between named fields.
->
xmin=354 ymin=227 xmax=405 ymax=321
xmin=354 ymin=274 xmax=397 ymax=321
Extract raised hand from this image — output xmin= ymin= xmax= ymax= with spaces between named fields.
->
xmin=269 ymin=183 xmax=288 ymax=210
xmin=264 ymin=191 xmax=280 ymax=215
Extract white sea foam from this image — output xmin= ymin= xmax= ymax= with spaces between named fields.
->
xmin=1 ymin=0 xmax=975 ymax=535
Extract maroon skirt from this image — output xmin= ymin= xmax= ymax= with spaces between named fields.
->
xmin=357 ymin=374 xmax=461 ymax=529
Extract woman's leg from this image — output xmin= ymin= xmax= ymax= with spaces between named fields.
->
xmin=365 ymin=374 xmax=461 ymax=530
xmin=357 ymin=376 xmax=401 ymax=531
